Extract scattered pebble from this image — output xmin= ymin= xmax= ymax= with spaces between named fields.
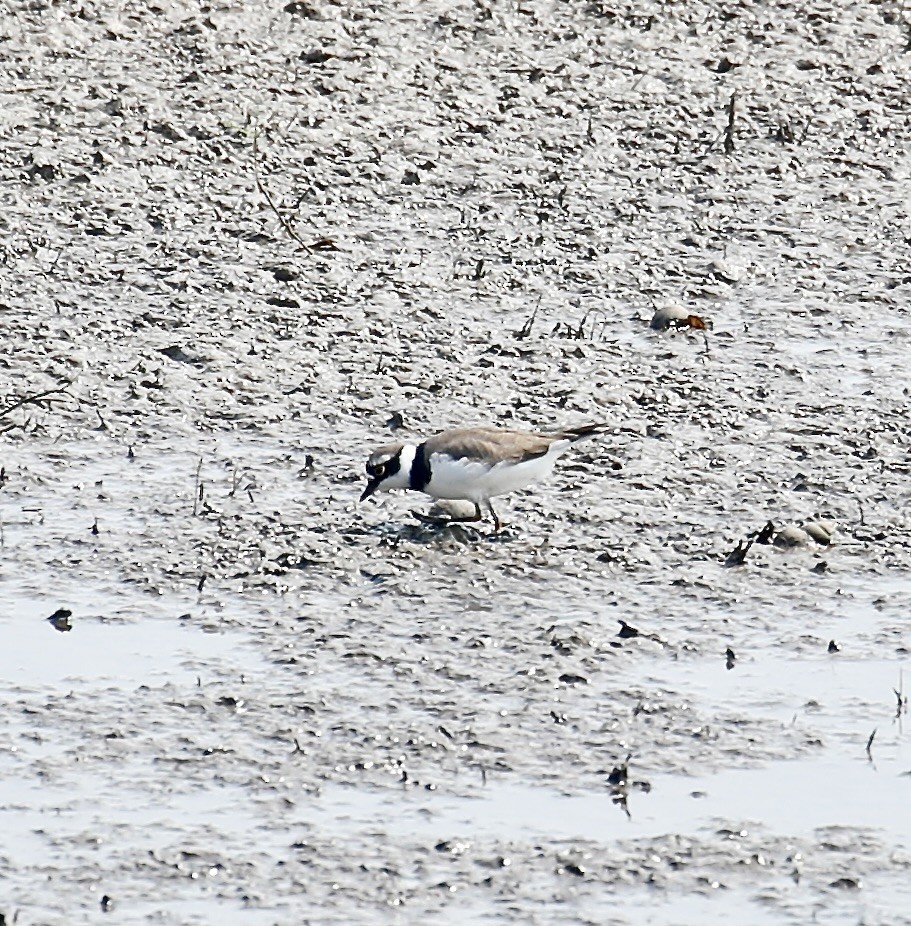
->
xmin=47 ymin=609 xmax=73 ymax=632
xmin=774 ymin=521 xmax=836 ymax=548
xmin=773 ymin=525 xmax=811 ymax=548
xmin=804 ymin=520 xmax=837 ymax=545
xmin=649 ymin=302 xmax=708 ymax=331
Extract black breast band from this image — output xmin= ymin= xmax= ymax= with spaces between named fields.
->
xmin=410 ymin=442 xmax=432 ymax=491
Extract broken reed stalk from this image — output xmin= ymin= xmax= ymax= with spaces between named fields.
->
xmin=252 ymin=130 xmax=310 ymax=252
xmin=515 ymin=297 xmax=541 ymax=340
xmin=255 ymin=170 xmax=310 ymax=251
xmin=0 ymin=381 xmax=72 ymax=419
xmin=192 ymin=456 xmax=203 ymax=516
xmin=724 ymin=92 xmax=737 ymax=155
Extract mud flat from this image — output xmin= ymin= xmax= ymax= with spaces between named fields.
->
xmin=2 ymin=0 xmax=911 ymax=923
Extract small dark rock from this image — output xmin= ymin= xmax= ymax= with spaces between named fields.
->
xmin=159 ymin=344 xmax=195 ymax=363
xmin=273 ymin=552 xmax=321 ymax=569
xmin=724 ymin=539 xmax=751 ymax=567
xmin=755 ymin=520 xmax=776 ymax=544
xmin=47 ymin=608 xmax=73 ymax=632
xmin=829 ymin=877 xmax=860 ymax=890
xmin=284 ymin=1 xmax=318 ymax=15
xmin=299 ymin=49 xmax=334 ymax=65
xmin=607 ymin=764 xmax=628 ymax=786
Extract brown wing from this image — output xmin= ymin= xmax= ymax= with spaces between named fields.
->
xmin=423 ymin=428 xmax=555 ymax=464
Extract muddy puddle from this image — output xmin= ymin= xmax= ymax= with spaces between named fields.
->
xmin=313 ymin=752 xmax=911 ymax=846
xmin=1 ymin=591 xmax=258 ymax=690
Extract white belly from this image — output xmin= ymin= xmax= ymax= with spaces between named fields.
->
xmin=424 ymin=449 xmax=563 ymax=502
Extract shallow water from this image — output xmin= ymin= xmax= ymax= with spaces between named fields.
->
xmin=1 ymin=599 xmax=257 ymax=689
xmin=312 ymin=752 xmax=911 ymax=846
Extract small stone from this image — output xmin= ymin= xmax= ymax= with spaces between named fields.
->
xmin=47 ymin=609 xmax=73 ymax=632
xmin=774 ymin=525 xmax=811 ymax=548
xmin=649 ymin=302 xmax=691 ymax=330
xmin=805 ymin=520 xmax=836 ymax=545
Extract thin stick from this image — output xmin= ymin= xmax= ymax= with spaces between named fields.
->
xmin=192 ymin=456 xmax=203 ymax=516
xmin=0 ymin=381 xmax=71 ymax=419
xmin=252 ymin=131 xmax=310 ymax=251
xmin=723 ymin=93 xmax=737 ymax=155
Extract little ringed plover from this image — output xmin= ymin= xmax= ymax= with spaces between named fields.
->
xmin=360 ymin=423 xmax=605 ymax=531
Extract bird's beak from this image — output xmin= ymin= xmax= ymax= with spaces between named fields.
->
xmin=360 ymin=479 xmax=380 ymax=502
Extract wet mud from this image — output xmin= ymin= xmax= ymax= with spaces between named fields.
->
xmin=2 ymin=0 xmax=911 ymax=923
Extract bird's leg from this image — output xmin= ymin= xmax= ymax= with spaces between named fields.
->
xmin=486 ymin=501 xmax=501 ymax=532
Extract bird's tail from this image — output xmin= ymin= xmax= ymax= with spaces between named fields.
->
xmin=553 ymin=422 xmax=608 ymax=443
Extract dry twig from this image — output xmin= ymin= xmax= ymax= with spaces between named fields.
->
xmin=252 ymin=131 xmax=310 ymax=251
xmin=0 ymin=381 xmax=72 ymax=420
xmin=724 ymin=93 xmax=737 ymax=154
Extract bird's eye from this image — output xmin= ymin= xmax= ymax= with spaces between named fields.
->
xmin=374 ymin=464 xmax=385 ymax=477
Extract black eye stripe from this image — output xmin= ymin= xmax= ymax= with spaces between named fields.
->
xmin=365 ymin=449 xmax=402 ymax=482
